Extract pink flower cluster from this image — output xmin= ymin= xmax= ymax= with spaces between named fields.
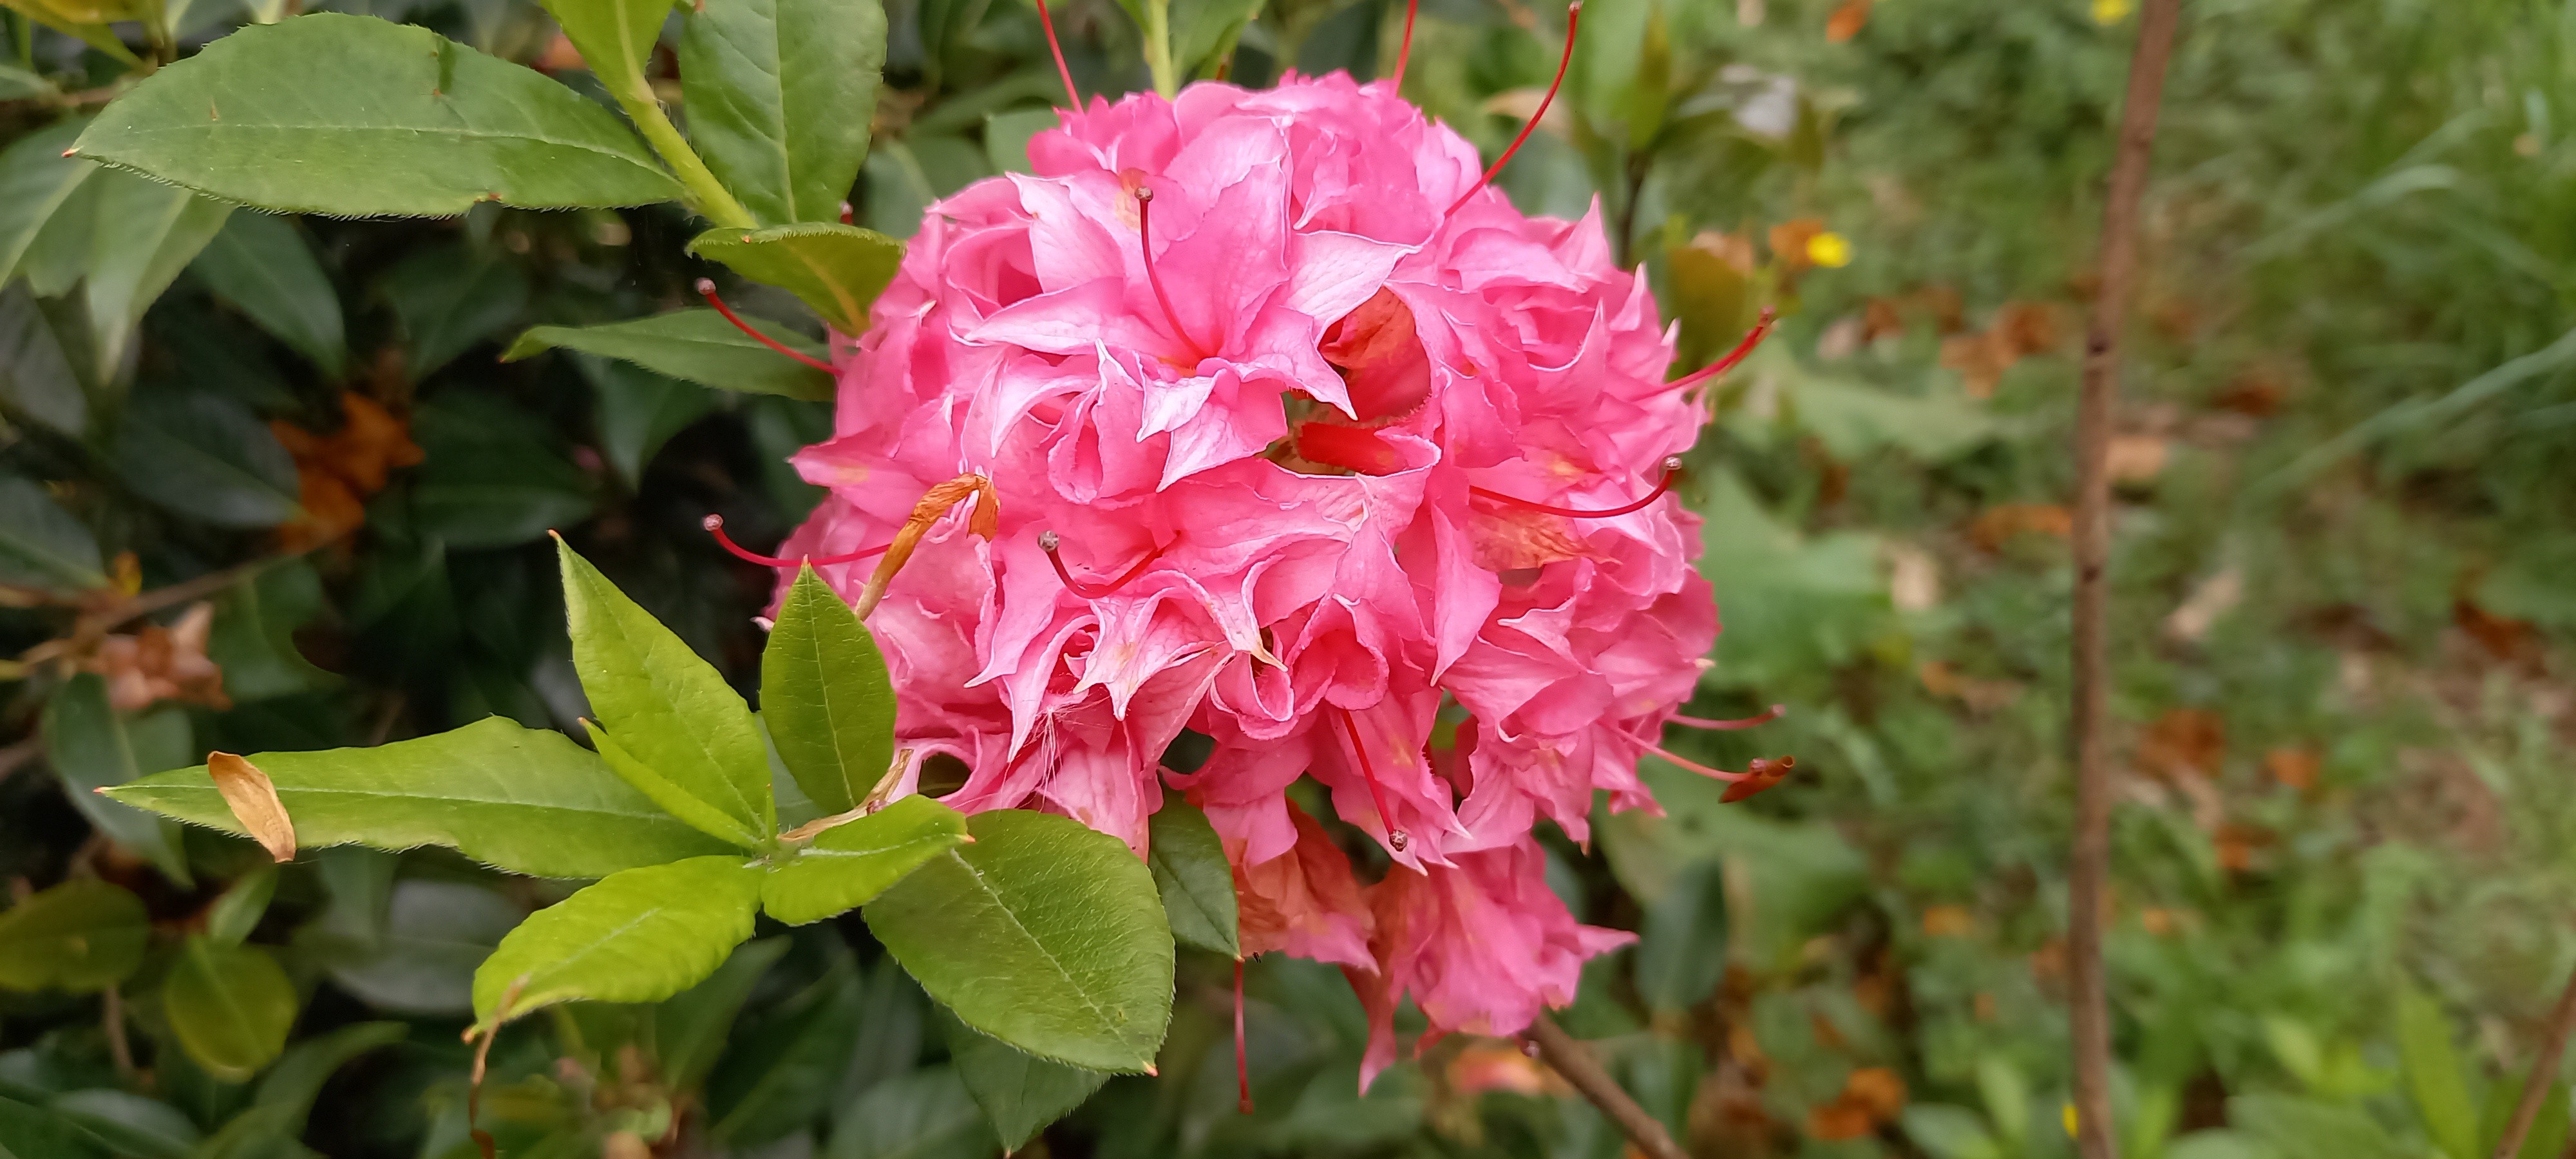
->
xmin=773 ymin=73 xmax=1734 ymax=1082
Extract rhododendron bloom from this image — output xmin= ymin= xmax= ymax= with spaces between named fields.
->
xmin=730 ymin=63 xmax=1785 ymax=1088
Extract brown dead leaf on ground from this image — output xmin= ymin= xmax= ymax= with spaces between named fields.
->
xmin=1968 ymin=503 xmax=2071 ymax=551
xmin=208 ymin=751 xmax=296 ymax=862
xmin=1917 ymin=660 xmax=2023 ymax=711
xmin=2107 ymin=433 xmax=2170 ymax=485
xmin=2213 ymin=822 xmax=2273 ymax=873
xmin=80 ymin=602 xmax=228 ymax=712
xmin=1824 ymin=0 xmax=1872 ymax=41
xmin=1940 ymin=302 xmax=2063 ymax=397
xmin=273 ymin=393 xmax=425 ymax=552
xmin=2138 ymin=708 xmax=2225 ymax=780
xmin=1769 ymin=218 xmax=1827 ymax=273
xmin=1920 ymin=904 xmax=1974 ymax=938
xmin=2454 ymin=597 xmax=2543 ymax=670
xmin=2265 ymin=747 xmax=2320 ymax=792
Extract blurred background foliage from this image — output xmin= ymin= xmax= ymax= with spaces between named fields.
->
xmin=3 ymin=0 xmax=2575 ymax=1155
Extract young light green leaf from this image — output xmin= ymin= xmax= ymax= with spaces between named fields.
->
xmin=470 ymin=855 xmax=764 ymax=1026
xmin=111 ymin=387 xmax=300 ymax=528
xmin=688 ymin=224 xmax=903 ymax=334
xmin=677 ymin=0 xmax=884 ymax=225
xmin=73 ymin=14 xmax=684 ymax=216
xmin=865 ymin=809 xmax=1173 ymax=1072
xmin=936 ymin=1007 xmax=1110 ymax=1151
xmin=504 ymin=309 xmax=832 ymax=399
xmin=2395 ymin=986 xmax=2479 ymax=1159
xmin=1144 ymin=799 xmax=1236 ymax=957
xmin=41 ymin=674 xmax=192 ymax=883
xmin=585 ymin=720 xmax=767 ymax=849
xmin=204 ymin=863 xmax=278 ymax=948
xmin=536 ymin=0 xmax=674 ymax=106
xmin=0 ymin=475 xmax=104 ymax=590
xmin=0 ymin=878 xmax=147 ymax=993
xmin=0 ymin=120 xmax=93 ymax=286
xmin=82 ymin=170 xmax=233 ymax=372
xmin=558 ymin=538 xmax=776 ymax=839
xmin=763 ymin=795 xmax=969 ymax=925
xmin=164 ymin=938 xmax=297 ymax=1081
xmin=107 ymin=716 xmax=739 ymax=879
xmin=762 ymin=563 xmax=896 ymax=813
xmin=189 ymin=212 xmax=346 ymax=377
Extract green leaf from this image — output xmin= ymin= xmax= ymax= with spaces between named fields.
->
xmin=18 ymin=171 xmax=97 ymax=298
xmin=317 ymin=880 xmax=519 ymax=1015
xmin=581 ymin=355 xmax=717 ymax=485
xmin=72 ymin=14 xmax=684 ymax=216
xmin=825 ymin=1068 xmax=989 ymax=1159
xmin=937 ymin=1007 xmax=1110 ymax=1151
xmin=688 ymin=223 xmax=903 ymax=334
xmin=233 ymin=1021 xmax=405 ymax=1145
xmin=111 ymin=386 xmax=301 ymax=528
xmin=865 ymin=809 xmax=1173 ymax=1072
xmin=0 ymin=879 xmax=147 ymax=993
xmin=82 ymin=169 xmax=233 ymax=372
xmin=558 ymin=538 xmax=776 ymax=838
xmin=106 ymin=715 xmax=740 ymax=880
xmin=585 ymin=720 xmax=767 ymax=848
xmin=762 ymin=563 xmax=896 ymax=813
xmin=41 ymin=677 xmax=193 ymax=883
xmin=536 ymin=0 xmax=672 ymax=106
xmin=503 ymin=308 xmax=831 ymax=399
xmin=189 ymin=212 xmax=346 ymax=377
xmin=1169 ymin=0 xmax=1261 ymax=78
xmin=204 ymin=864 xmax=278 ymax=948
xmin=2482 ymin=1071 xmax=2570 ymax=1159
xmin=1900 ymin=1105 xmax=2005 ymax=1159
xmin=1694 ymin=469 xmax=1888 ymax=688
xmin=0 ymin=1097 xmax=106 ymax=1159
xmin=0 ymin=475 xmax=102 ymax=590
xmin=677 ymin=0 xmax=883 ymax=225
xmin=164 ymin=938 xmax=296 ymax=1082
xmin=408 ymin=390 xmax=596 ymax=549
xmin=0 ymin=120 xmax=94 ymax=287
xmin=0 ymin=64 xmax=58 ymax=102
xmin=983 ymin=107 xmax=1056 ymax=174
xmin=0 ymin=287 xmax=92 ymax=437
xmin=1634 ymin=860 xmax=1727 ymax=1014
xmin=763 ymin=795 xmax=969 ymax=925
xmin=2396 ymin=986 xmax=2479 ymax=1159
xmin=706 ymin=955 xmax=865 ymax=1147
xmin=656 ymin=937 xmax=791 ymax=1091
xmin=206 ymin=560 xmax=336 ymax=702
xmin=470 ymin=855 xmax=763 ymax=1025
xmin=380 ymin=244 xmax=531 ymax=380
xmin=1144 ymin=800 xmax=1236 ymax=957
xmin=49 ymin=1090 xmax=200 ymax=1159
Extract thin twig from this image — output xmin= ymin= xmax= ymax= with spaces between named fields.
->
xmin=2494 ymin=964 xmax=2576 ymax=1159
xmin=1524 ymin=1013 xmax=1688 ymax=1159
xmin=0 ymin=735 xmax=42 ymax=787
xmin=103 ymin=985 xmax=135 ymax=1079
xmin=2069 ymin=2 xmax=2184 ymax=1158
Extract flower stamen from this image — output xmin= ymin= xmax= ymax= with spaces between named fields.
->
xmin=1391 ymin=0 xmax=1419 ymax=91
xmin=696 ymin=279 xmax=835 ymax=372
xmin=1039 ymin=531 xmax=1167 ymax=599
xmin=1663 ymin=307 xmax=1777 ymax=392
xmin=1336 ymin=708 xmax=1410 ymax=853
xmin=702 ymin=514 xmax=892 ymax=569
xmin=1649 ymin=747 xmax=1797 ymax=802
xmin=1669 ymin=703 xmax=1786 ymax=731
xmin=855 ymin=474 xmax=1000 ymax=618
xmin=1034 ymin=0 xmax=1081 ymax=108
xmin=1469 ymin=455 xmax=1681 ymax=518
xmin=1134 ymin=188 xmax=1205 ymax=360
xmin=1444 ymin=1 xmax=1582 ymax=219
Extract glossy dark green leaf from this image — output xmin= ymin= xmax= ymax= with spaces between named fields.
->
xmin=503 ymin=308 xmax=831 ymax=399
xmin=1144 ymin=799 xmax=1237 ymax=957
xmin=0 ymin=1097 xmax=105 ymax=1159
xmin=17 ymin=172 xmax=96 ymax=299
xmin=0 ymin=475 xmax=102 ymax=590
xmin=0 ymin=119 xmax=92 ymax=286
xmin=559 ymin=538 xmax=775 ymax=839
xmin=73 ymin=14 xmax=683 ymax=216
xmin=707 ymin=953 xmax=865 ymax=1147
xmin=164 ymin=938 xmax=297 ymax=1082
xmin=688 ymin=223 xmax=903 ymax=334
xmin=0 ymin=879 xmax=147 ymax=993
xmin=408 ymin=390 xmax=596 ymax=548
xmin=82 ymin=169 xmax=233 ymax=372
xmin=189 ymin=211 xmax=346 ymax=377
xmin=471 ymin=855 xmax=764 ymax=1025
xmin=48 ymin=1090 xmax=198 ymax=1159
xmin=861 ymin=143 xmax=934 ymax=238
xmin=581 ymin=355 xmax=717 ymax=485
xmin=656 ymin=937 xmax=792 ymax=1091
xmin=380 ymin=245 xmax=531 ymax=380
xmin=866 ymin=809 xmax=1173 ymax=1072
xmin=762 ymin=563 xmax=896 ymax=813
xmin=678 ymin=0 xmax=882 ymax=224
xmin=764 ymin=795 xmax=969 ymax=925
xmin=319 ymin=880 xmax=518 ymax=1015
xmin=0 ymin=287 xmax=90 ymax=437
xmin=206 ymin=560 xmax=336 ymax=702
xmin=107 ymin=716 xmax=739 ymax=880
xmin=111 ymin=386 xmax=300 ymax=528
xmin=241 ymin=1022 xmax=406 ymax=1137
xmin=824 ymin=1068 xmax=987 ymax=1159
xmin=41 ymin=675 xmax=193 ymax=883
xmin=938 ymin=1007 xmax=1110 ymax=1151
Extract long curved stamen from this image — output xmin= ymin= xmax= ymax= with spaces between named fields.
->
xmin=1134 ymin=188 xmax=1202 ymax=359
xmin=1669 ymin=703 xmax=1786 ymax=731
xmin=1235 ymin=957 xmax=1254 ymax=1114
xmin=1034 ymin=0 xmax=1080 ymax=108
xmin=696 ymin=279 xmax=835 ymax=372
xmin=1444 ymin=1 xmax=1582 ymax=219
xmin=702 ymin=515 xmax=891 ymax=569
xmin=1390 ymin=0 xmax=1419 ymax=91
xmin=1039 ymin=531 xmax=1166 ymax=599
xmin=1648 ymin=746 xmax=1794 ymax=785
xmin=1664 ymin=306 xmax=1779 ymax=392
xmin=1469 ymin=455 xmax=1681 ymax=518
xmin=1336 ymin=708 xmax=1410 ymax=853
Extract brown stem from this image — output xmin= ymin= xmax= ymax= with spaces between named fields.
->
xmin=2069 ymin=3 xmax=2184 ymax=1158
xmin=102 ymin=985 xmax=135 ymax=1078
xmin=1524 ymin=1013 xmax=1688 ymax=1159
xmin=2494 ymin=965 xmax=2576 ymax=1159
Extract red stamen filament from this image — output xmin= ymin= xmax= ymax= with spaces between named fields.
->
xmin=1444 ymin=1 xmax=1582 ymax=218
xmin=1665 ymin=307 xmax=1777 ymax=391
xmin=1039 ymin=531 xmax=1166 ymax=598
xmin=695 ymin=279 xmax=835 ymax=372
xmin=1469 ymin=455 xmax=1681 ymax=518
xmin=1336 ymin=708 xmax=1410 ymax=853
xmin=703 ymin=514 xmax=891 ymax=568
xmin=1034 ymin=0 xmax=1080 ymax=108
xmin=1391 ymin=0 xmax=1419 ymax=90
xmin=1235 ymin=957 xmax=1254 ymax=1114
xmin=1649 ymin=746 xmax=1794 ymax=784
xmin=1134 ymin=189 xmax=1204 ymax=360
xmin=1669 ymin=703 xmax=1786 ymax=731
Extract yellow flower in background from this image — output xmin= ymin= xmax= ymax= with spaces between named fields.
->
xmin=1807 ymin=231 xmax=1853 ymax=268
xmin=2062 ymin=1102 xmax=2080 ymax=1137
xmin=2093 ymin=0 xmax=2134 ymax=23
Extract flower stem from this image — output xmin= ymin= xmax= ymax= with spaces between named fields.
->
xmin=1523 ymin=1014 xmax=1685 ymax=1159
xmin=614 ymin=83 xmax=757 ymax=229
xmin=1142 ymin=0 xmax=1178 ymax=98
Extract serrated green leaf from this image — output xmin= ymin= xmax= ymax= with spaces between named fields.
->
xmin=41 ymin=676 xmax=193 ymax=883
xmin=688 ymin=223 xmax=902 ymax=334
xmin=763 ymin=795 xmax=967 ymax=925
xmin=82 ymin=169 xmax=233 ymax=372
xmin=678 ymin=0 xmax=882 ymax=225
xmin=0 ymin=120 xmax=93 ymax=287
xmin=0 ymin=879 xmax=147 ymax=993
xmin=72 ymin=14 xmax=683 ymax=216
xmin=1144 ymin=800 xmax=1236 ymax=957
xmin=936 ymin=1006 xmax=1109 ymax=1150
xmin=536 ymin=0 xmax=671 ymax=106
xmin=503 ymin=308 xmax=831 ymax=399
xmin=558 ymin=538 xmax=776 ymax=840
xmin=164 ymin=938 xmax=296 ymax=1082
xmin=866 ymin=809 xmax=1173 ymax=1072
xmin=762 ymin=563 xmax=895 ymax=813
xmin=111 ymin=386 xmax=300 ymax=528
xmin=585 ymin=719 xmax=766 ymax=849
xmin=2396 ymin=986 xmax=2479 ymax=1159
xmin=471 ymin=855 xmax=763 ymax=1025
xmin=189 ymin=211 xmax=346 ymax=377
xmin=0 ymin=475 xmax=102 ymax=590
xmin=48 ymin=1090 xmax=199 ymax=1159
xmin=107 ymin=716 xmax=739 ymax=880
